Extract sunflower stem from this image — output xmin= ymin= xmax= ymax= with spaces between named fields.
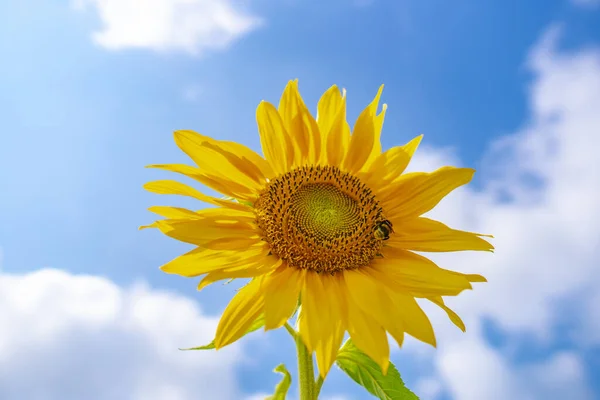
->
xmin=285 ymin=321 xmax=316 ymax=400
xmin=295 ymin=329 xmax=315 ymax=400
xmin=314 ymin=375 xmax=325 ymax=398
xmin=283 ymin=321 xmax=297 ymax=338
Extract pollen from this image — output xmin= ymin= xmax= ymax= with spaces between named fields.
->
xmin=254 ymin=165 xmax=387 ymax=274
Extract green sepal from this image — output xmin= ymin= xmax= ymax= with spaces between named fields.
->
xmin=336 ymin=339 xmax=419 ymax=400
xmin=265 ymin=364 xmax=292 ymax=400
xmin=236 ymin=199 xmax=255 ymax=207
xmin=179 ymin=314 xmax=265 ymax=351
xmin=222 ymin=196 xmax=254 ymax=207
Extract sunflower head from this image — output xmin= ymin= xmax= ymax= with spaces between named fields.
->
xmin=254 ymin=164 xmax=387 ymax=274
xmin=143 ymin=80 xmax=493 ymax=377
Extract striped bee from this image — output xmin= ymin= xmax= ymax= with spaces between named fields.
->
xmin=373 ymin=219 xmax=393 ymax=241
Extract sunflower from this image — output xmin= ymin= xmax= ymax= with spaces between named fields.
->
xmin=143 ymin=80 xmax=493 ymax=377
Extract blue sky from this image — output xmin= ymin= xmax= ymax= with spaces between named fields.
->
xmin=1 ymin=1 xmax=600 ymax=399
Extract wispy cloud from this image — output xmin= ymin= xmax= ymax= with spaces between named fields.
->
xmin=401 ymin=26 xmax=600 ymax=399
xmin=570 ymin=0 xmax=600 ymax=9
xmin=73 ymin=0 xmax=263 ymax=55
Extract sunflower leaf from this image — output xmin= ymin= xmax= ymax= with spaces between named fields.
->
xmin=336 ymin=339 xmax=419 ymax=400
xmin=179 ymin=314 xmax=265 ymax=351
xmin=265 ymin=364 xmax=292 ymax=400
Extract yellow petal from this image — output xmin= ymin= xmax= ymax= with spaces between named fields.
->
xmin=138 ymin=223 xmax=157 ymax=230
xmin=196 ymin=270 xmax=251 ymax=291
xmin=297 ymin=272 xmax=347 ymax=378
xmin=317 ymin=85 xmax=346 ymax=164
xmin=263 ymin=264 xmax=303 ymax=330
xmin=174 ymin=130 xmax=265 ymax=193
xmin=278 ymin=80 xmax=308 ymax=165
xmin=298 ymin=271 xmax=327 ymax=353
xmin=358 ymin=135 xmax=423 ymax=185
xmin=345 ymin=288 xmax=390 ymax=374
xmin=145 ymin=164 xmax=257 ymax=203
xmin=373 ymin=248 xmax=474 ymax=297
xmin=386 ymin=291 xmax=436 ymax=347
xmin=210 ymin=136 xmax=275 ymax=181
xmin=154 ymin=218 xmax=256 ymax=247
xmin=197 ymin=257 xmax=282 ymax=291
xmin=178 ymin=129 xmax=275 ymax=181
xmin=343 ymin=85 xmax=386 ymax=174
xmin=147 ymin=206 xmax=200 ymax=219
xmin=327 ymin=273 xmax=349 ymax=326
xmin=316 ymin=85 xmax=343 ymax=136
xmin=382 ymin=167 xmax=475 ymax=221
xmin=192 ymin=206 xmax=256 ymax=220
xmin=313 ymin=274 xmax=346 ymax=377
xmin=160 ymin=244 xmax=270 ymax=277
xmin=256 ymin=101 xmax=295 ymax=174
xmin=466 ymin=274 xmax=487 ymax=283
xmin=215 ymin=277 xmax=266 ymax=348
xmin=278 ymin=80 xmax=321 ymax=165
xmin=428 ymin=296 xmax=466 ymax=332
xmin=403 ymin=133 xmax=423 ymax=156
xmin=362 ymin=104 xmax=387 ymax=170
xmin=343 ymin=269 xmax=405 ymax=349
xmin=203 ymin=236 xmax=263 ymax=250
xmin=196 ymin=173 xmax=259 ymax=202
xmin=388 ymin=217 xmax=494 ymax=252
xmin=301 ymin=109 xmax=322 ymax=165
xmin=143 ymin=179 xmax=225 ymax=205
xmin=325 ymin=91 xmax=351 ymax=167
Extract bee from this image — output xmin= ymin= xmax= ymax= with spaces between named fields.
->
xmin=373 ymin=219 xmax=394 ymax=241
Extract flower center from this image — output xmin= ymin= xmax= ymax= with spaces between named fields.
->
xmin=254 ymin=165 xmax=387 ymax=274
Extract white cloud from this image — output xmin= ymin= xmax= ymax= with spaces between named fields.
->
xmin=0 ymin=269 xmax=244 ymax=400
xmin=414 ymin=377 xmax=443 ymax=400
xmin=467 ymin=25 xmax=599 ymax=336
xmin=570 ymin=0 xmax=600 ymax=9
xmin=437 ymin=333 xmax=592 ymax=400
xmin=244 ymin=394 xmax=271 ymax=400
xmin=583 ymin=288 xmax=600 ymax=344
xmin=73 ymin=0 xmax=262 ymax=55
xmin=402 ymin=26 xmax=600 ymax=399
xmin=437 ymin=334 xmax=521 ymax=400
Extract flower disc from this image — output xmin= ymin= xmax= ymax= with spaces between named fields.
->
xmin=255 ymin=165 xmax=386 ymax=274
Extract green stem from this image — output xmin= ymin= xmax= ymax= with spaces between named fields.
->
xmin=314 ymin=375 xmax=324 ymax=398
xmin=283 ymin=322 xmax=296 ymax=338
xmin=296 ymin=332 xmax=316 ymax=400
xmin=285 ymin=322 xmax=315 ymax=400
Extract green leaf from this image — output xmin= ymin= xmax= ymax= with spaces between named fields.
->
xmin=179 ymin=314 xmax=265 ymax=351
xmin=336 ymin=339 xmax=419 ymax=400
xmin=265 ymin=364 xmax=292 ymax=400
